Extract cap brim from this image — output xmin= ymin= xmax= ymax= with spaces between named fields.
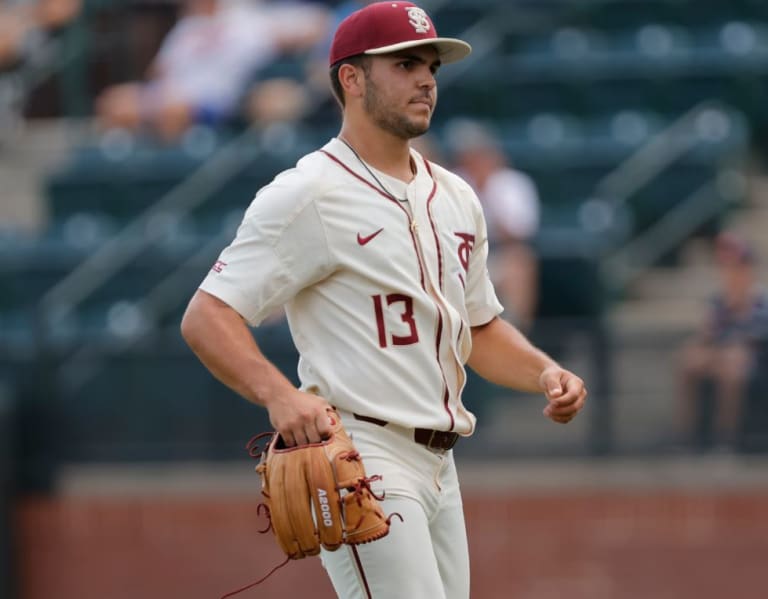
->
xmin=364 ymin=37 xmax=472 ymax=64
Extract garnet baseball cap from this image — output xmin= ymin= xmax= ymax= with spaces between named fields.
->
xmin=329 ymin=1 xmax=472 ymax=67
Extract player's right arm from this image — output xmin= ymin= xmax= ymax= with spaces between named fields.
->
xmin=180 ymin=289 xmax=332 ymax=446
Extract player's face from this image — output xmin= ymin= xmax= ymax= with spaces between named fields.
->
xmin=363 ymin=46 xmax=440 ymax=140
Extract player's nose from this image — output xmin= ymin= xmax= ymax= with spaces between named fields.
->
xmin=420 ymin=72 xmax=437 ymax=89
xmin=415 ymin=65 xmax=437 ymax=89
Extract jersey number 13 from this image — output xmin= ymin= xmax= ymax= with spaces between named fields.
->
xmin=372 ymin=294 xmax=419 ymax=348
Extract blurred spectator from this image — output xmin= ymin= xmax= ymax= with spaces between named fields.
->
xmin=445 ymin=118 xmax=541 ymax=331
xmin=258 ymin=0 xmax=374 ymax=127
xmin=0 ymin=0 xmax=81 ymax=69
xmin=94 ymin=0 xmax=329 ymax=142
xmin=677 ymin=232 xmax=768 ymax=451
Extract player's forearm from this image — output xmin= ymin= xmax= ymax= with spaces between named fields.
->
xmin=180 ymin=290 xmax=295 ymax=407
xmin=468 ymin=316 xmax=557 ymax=392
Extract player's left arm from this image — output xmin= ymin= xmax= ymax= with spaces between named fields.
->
xmin=468 ymin=316 xmax=587 ymax=423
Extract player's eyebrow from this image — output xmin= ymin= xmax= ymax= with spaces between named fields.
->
xmin=391 ymin=52 xmax=442 ymax=70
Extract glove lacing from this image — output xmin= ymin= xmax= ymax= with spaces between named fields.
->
xmin=338 ymin=451 xmax=403 ymax=534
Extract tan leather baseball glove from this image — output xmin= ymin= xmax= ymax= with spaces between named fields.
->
xmin=250 ymin=409 xmax=394 ymax=560
xmin=219 ymin=410 xmax=399 ymax=599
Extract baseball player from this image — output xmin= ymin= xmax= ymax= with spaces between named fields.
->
xmin=181 ymin=3 xmax=587 ymax=598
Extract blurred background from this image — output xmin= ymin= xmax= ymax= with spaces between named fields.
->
xmin=2 ymin=0 xmax=768 ymax=597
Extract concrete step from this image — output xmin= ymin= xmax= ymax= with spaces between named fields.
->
xmin=0 ymin=117 xmax=91 ymax=232
xmin=625 ymin=268 xmax=718 ymax=303
xmin=608 ymin=298 xmax=707 ymax=336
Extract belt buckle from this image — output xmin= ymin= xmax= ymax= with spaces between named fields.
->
xmin=427 ymin=429 xmax=438 ymax=449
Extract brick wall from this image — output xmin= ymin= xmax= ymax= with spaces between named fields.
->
xmin=14 ymin=491 xmax=768 ymax=599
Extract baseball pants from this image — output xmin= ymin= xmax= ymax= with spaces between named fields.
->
xmin=321 ymin=410 xmax=470 ymax=599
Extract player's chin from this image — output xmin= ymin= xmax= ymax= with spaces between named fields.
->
xmin=407 ymin=114 xmax=432 ymax=136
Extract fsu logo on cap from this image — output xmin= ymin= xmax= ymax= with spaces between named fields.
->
xmin=406 ymin=6 xmax=431 ymax=34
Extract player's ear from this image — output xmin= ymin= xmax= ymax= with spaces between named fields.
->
xmin=338 ymin=63 xmax=365 ymax=100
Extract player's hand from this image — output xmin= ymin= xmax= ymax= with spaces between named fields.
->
xmin=265 ymin=389 xmax=334 ymax=446
xmin=539 ymin=365 xmax=587 ymax=424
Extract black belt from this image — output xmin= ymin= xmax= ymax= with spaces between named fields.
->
xmin=353 ymin=413 xmax=459 ymax=451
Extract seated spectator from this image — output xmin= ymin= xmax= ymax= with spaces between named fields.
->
xmin=239 ymin=0 xmax=370 ymax=129
xmin=445 ymin=118 xmax=541 ymax=331
xmin=0 ymin=0 xmax=81 ymax=70
xmin=677 ymin=232 xmax=768 ymax=451
xmin=95 ymin=0 xmax=329 ymax=142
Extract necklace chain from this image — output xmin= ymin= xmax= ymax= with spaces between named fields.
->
xmin=338 ymin=137 xmax=408 ymax=202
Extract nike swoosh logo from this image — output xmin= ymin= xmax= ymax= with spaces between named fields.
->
xmin=357 ymin=228 xmax=384 ymax=246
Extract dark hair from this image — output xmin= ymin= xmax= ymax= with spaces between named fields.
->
xmin=329 ymin=55 xmax=371 ymax=108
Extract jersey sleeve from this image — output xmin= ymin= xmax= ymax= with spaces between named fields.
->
xmin=199 ymin=168 xmax=333 ymax=326
xmin=463 ymin=187 xmax=504 ymax=326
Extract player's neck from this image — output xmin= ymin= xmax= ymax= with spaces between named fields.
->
xmin=338 ymin=125 xmax=415 ymax=183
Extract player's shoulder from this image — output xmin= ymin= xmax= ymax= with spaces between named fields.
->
xmin=247 ymin=143 xmax=342 ymax=208
xmin=276 ymin=142 xmax=353 ymax=194
xmin=271 ymin=148 xmax=332 ymax=189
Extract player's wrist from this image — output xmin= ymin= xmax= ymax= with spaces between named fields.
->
xmin=246 ymin=362 xmax=295 ymax=409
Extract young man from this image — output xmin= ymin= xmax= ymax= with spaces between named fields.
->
xmin=677 ymin=232 xmax=768 ymax=450
xmin=181 ymin=3 xmax=587 ymax=598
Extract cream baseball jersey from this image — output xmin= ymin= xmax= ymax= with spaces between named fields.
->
xmin=200 ymin=138 xmax=503 ymax=435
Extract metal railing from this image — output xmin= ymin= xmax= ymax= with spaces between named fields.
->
xmin=35 ymin=123 xmax=269 ymax=391
xmin=37 ymin=124 xmax=263 ymax=321
xmin=590 ymin=101 xmax=748 ymax=290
